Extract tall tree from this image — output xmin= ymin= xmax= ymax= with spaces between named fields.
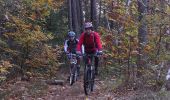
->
xmin=68 ymin=0 xmax=73 ymax=31
xmin=71 ymin=0 xmax=79 ymax=34
xmin=76 ymin=0 xmax=84 ymax=33
xmin=137 ymin=0 xmax=148 ymax=77
xmin=78 ymin=0 xmax=84 ymax=33
xmin=98 ymin=0 xmax=102 ymax=25
xmin=84 ymin=0 xmax=91 ymax=21
xmin=68 ymin=0 xmax=83 ymax=34
xmin=91 ymin=0 xmax=98 ymax=30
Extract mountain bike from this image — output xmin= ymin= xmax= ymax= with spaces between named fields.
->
xmin=83 ymin=53 xmax=100 ymax=95
xmin=67 ymin=53 xmax=78 ymax=85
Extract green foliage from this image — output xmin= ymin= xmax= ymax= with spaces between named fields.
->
xmin=46 ymin=3 xmax=68 ymax=44
xmin=100 ymin=0 xmax=170 ymax=92
xmin=0 ymin=0 xmax=64 ymax=79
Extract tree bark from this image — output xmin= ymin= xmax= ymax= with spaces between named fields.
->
xmin=77 ymin=0 xmax=84 ymax=33
xmin=68 ymin=0 xmax=83 ymax=34
xmin=91 ymin=0 xmax=98 ymax=31
xmin=137 ymin=0 xmax=148 ymax=77
xmin=46 ymin=80 xmax=64 ymax=85
xmin=76 ymin=0 xmax=81 ymax=33
xmin=68 ymin=0 xmax=73 ymax=31
xmin=71 ymin=0 xmax=79 ymax=34
xmin=98 ymin=0 xmax=102 ymax=25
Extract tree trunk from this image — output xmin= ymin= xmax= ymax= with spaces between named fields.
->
xmin=46 ymin=80 xmax=64 ymax=85
xmin=165 ymin=62 xmax=170 ymax=90
xmin=71 ymin=0 xmax=79 ymax=34
xmin=137 ymin=0 xmax=148 ymax=77
xmin=104 ymin=9 xmax=111 ymax=31
xmin=98 ymin=0 xmax=102 ymax=25
xmin=76 ymin=0 xmax=81 ymax=33
xmin=78 ymin=0 xmax=84 ymax=33
xmin=68 ymin=0 xmax=73 ymax=31
xmin=91 ymin=0 xmax=98 ymax=30
xmin=84 ymin=0 xmax=91 ymax=21
xmin=68 ymin=0 xmax=83 ymax=34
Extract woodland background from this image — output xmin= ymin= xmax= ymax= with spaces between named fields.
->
xmin=0 ymin=0 xmax=170 ymax=99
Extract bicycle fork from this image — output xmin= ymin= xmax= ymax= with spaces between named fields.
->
xmin=88 ymin=58 xmax=95 ymax=91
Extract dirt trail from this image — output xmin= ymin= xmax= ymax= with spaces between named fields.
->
xmin=0 ymin=65 xmax=133 ymax=100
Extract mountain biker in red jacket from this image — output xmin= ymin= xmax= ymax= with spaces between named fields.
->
xmin=76 ymin=22 xmax=102 ymax=75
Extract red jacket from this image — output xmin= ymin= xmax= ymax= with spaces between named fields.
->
xmin=77 ymin=32 xmax=102 ymax=53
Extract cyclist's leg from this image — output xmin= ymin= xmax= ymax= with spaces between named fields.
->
xmin=83 ymin=55 xmax=89 ymax=74
xmin=66 ymin=55 xmax=70 ymax=81
xmin=84 ymin=55 xmax=88 ymax=65
xmin=76 ymin=56 xmax=80 ymax=76
xmin=94 ymin=56 xmax=99 ymax=75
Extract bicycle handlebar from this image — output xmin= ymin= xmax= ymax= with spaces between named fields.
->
xmin=66 ymin=53 xmax=80 ymax=58
xmin=77 ymin=53 xmax=102 ymax=57
xmin=66 ymin=53 xmax=77 ymax=56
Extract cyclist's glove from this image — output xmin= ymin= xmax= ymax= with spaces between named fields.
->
xmin=65 ymin=51 xmax=69 ymax=54
xmin=97 ymin=50 xmax=103 ymax=55
xmin=76 ymin=51 xmax=81 ymax=55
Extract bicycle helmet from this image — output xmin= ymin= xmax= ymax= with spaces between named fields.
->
xmin=84 ymin=22 xmax=93 ymax=29
xmin=68 ymin=31 xmax=76 ymax=37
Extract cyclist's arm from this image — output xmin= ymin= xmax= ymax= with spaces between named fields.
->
xmin=95 ymin=32 xmax=102 ymax=50
xmin=76 ymin=38 xmax=85 ymax=54
xmin=82 ymin=45 xmax=85 ymax=54
xmin=64 ymin=40 xmax=68 ymax=52
xmin=76 ymin=33 xmax=85 ymax=52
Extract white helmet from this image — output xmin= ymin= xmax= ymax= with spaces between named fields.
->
xmin=68 ymin=31 xmax=76 ymax=37
xmin=84 ymin=22 xmax=93 ymax=29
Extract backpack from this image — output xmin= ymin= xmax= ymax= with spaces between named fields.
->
xmin=83 ymin=32 xmax=97 ymax=48
xmin=67 ymin=39 xmax=78 ymax=46
xmin=67 ymin=39 xmax=78 ymax=53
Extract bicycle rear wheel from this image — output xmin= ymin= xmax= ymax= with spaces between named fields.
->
xmin=84 ymin=65 xmax=91 ymax=95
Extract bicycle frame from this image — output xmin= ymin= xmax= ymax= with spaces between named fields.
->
xmin=67 ymin=53 xmax=77 ymax=64
xmin=83 ymin=53 xmax=97 ymax=95
xmin=67 ymin=53 xmax=78 ymax=85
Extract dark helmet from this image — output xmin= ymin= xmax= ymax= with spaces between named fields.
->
xmin=84 ymin=22 xmax=93 ymax=29
xmin=68 ymin=31 xmax=76 ymax=37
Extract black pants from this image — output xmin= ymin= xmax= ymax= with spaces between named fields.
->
xmin=84 ymin=55 xmax=99 ymax=73
xmin=94 ymin=56 xmax=99 ymax=73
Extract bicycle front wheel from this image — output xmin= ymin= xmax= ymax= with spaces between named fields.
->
xmin=84 ymin=65 xmax=91 ymax=95
xmin=90 ymin=66 xmax=95 ymax=91
xmin=70 ymin=64 xmax=76 ymax=85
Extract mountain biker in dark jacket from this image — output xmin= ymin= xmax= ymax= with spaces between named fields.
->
xmin=76 ymin=22 xmax=102 ymax=75
xmin=64 ymin=31 xmax=82 ymax=76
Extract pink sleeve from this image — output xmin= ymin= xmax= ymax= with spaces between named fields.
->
xmin=76 ymin=33 xmax=85 ymax=51
xmin=95 ymin=32 xmax=102 ymax=50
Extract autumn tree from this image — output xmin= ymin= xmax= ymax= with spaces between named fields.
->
xmin=0 ymin=0 xmax=64 ymax=79
xmin=137 ymin=0 xmax=148 ymax=77
xmin=91 ymin=0 xmax=98 ymax=30
xmin=68 ymin=0 xmax=83 ymax=34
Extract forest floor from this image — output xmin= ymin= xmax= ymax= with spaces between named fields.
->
xmin=1 ymin=59 xmax=170 ymax=100
xmin=0 ymin=64 xmax=137 ymax=100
